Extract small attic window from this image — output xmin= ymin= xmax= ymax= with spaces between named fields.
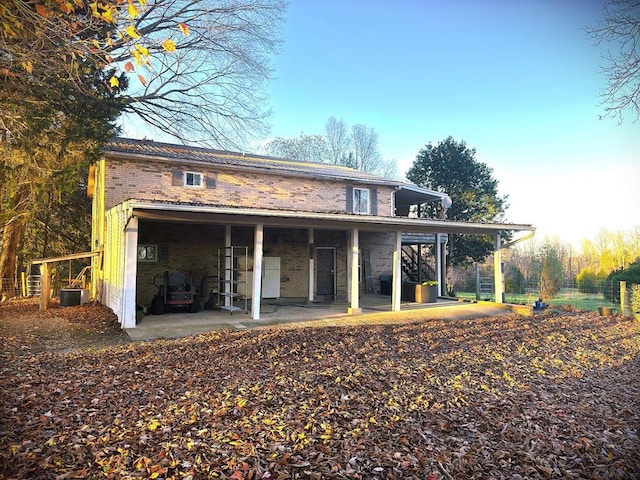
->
xmin=184 ymin=171 xmax=203 ymax=188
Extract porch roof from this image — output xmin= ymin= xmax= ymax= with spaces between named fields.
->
xmin=124 ymin=200 xmax=535 ymax=236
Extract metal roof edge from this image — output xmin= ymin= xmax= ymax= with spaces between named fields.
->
xmin=394 ymin=182 xmax=447 ymax=199
xmin=104 ymin=138 xmax=396 ymax=187
xmin=123 ymin=200 xmax=535 ymax=234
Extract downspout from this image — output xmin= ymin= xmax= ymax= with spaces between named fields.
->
xmin=501 ymin=230 xmax=536 ymax=249
xmin=392 ymin=186 xmax=400 ymax=217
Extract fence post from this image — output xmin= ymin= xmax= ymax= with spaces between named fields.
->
xmin=620 ymin=281 xmax=633 ymax=318
xmin=40 ymin=262 xmax=51 ymax=310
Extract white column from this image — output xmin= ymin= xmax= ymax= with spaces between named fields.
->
xmin=349 ymin=228 xmax=361 ymax=313
xmin=435 ymin=234 xmax=443 ymax=296
xmin=441 ymin=237 xmax=448 ymax=295
xmin=494 ymin=233 xmax=503 ymax=304
xmin=122 ymin=216 xmax=138 ymax=328
xmin=252 ymin=223 xmax=264 ymax=320
xmin=224 ymin=224 xmax=232 ymax=307
xmin=308 ymin=228 xmax=315 ymax=302
xmin=391 ymin=230 xmax=402 ymax=312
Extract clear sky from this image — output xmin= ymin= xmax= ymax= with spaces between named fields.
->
xmin=121 ymin=1 xmax=640 ymax=249
xmin=263 ymin=0 xmax=640 ymax=247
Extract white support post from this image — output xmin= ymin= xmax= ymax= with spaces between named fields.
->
xmin=308 ymin=228 xmax=315 ymax=302
xmin=435 ymin=234 xmax=443 ymax=297
xmin=494 ymin=233 xmax=503 ymax=304
xmin=122 ymin=216 xmax=138 ymax=328
xmin=391 ymin=230 xmax=402 ymax=312
xmin=349 ymin=228 xmax=361 ymax=314
xmin=224 ymin=224 xmax=232 ymax=308
xmin=252 ymin=223 xmax=264 ymax=320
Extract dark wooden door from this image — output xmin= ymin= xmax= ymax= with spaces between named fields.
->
xmin=316 ymin=248 xmax=335 ymax=296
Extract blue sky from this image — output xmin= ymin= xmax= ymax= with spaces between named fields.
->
xmin=264 ymin=0 xmax=640 ymax=247
xmin=122 ymin=1 xmax=640 ymax=248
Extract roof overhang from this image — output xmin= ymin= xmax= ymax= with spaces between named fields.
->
xmin=123 ymin=200 xmax=534 ymax=236
xmin=393 ymin=183 xmax=447 ymax=208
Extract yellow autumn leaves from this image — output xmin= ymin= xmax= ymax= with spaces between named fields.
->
xmin=2 ymin=1 xmax=189 ymax=88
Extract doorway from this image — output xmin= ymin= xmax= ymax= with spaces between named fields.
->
xmin=316 ymin=247 xmax=336 ymax=298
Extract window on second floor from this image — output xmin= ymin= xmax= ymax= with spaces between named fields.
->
xmin=184 ymin=171 xmax=203 ymax=187
xmin=353 ymin=187 xmax=370 ymax=214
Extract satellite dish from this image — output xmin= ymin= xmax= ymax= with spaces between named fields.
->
xmin=441 ymin=195 xmax=452 ymax=209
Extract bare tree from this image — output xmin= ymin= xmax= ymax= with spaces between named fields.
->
xmin=263 ymin=135 xmax=330 ymax=163
xmin=1 ymin=0 xmax=286 ymax=148
xmin=116 ymin=0 xmax=286 ymax=148
xmin=378 ymin=157 xmax=399 ymax=179
xmin=588 ymin=0 xmax=640 ymax=122
xmin=325 ymin=116 xmax=351 ymax=165
xmin=350 ymin=123 xmax=382 ymax=173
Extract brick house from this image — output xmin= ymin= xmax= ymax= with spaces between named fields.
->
xmin=89 ymin=137 xmax=534 ymax=328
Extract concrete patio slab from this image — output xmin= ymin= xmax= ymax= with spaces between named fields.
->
xmin=126 ymin=296 xmax=513 ymax=341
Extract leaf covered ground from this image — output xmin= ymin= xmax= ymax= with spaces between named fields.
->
xmin=1 ymin=302 xmax=639 ymax=479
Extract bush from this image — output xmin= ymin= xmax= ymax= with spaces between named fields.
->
xmin=540 ymin=259 xmax=561 ymax=301
xmin=505 ymin=266 xmax=525 ymax=294
xmin=632 ymin=284 xmax=640 ymax=314
xmin=576 ymin=268 xmax=602 ymax=294
xmin=605 ymin=258 xmax=640 ymax=303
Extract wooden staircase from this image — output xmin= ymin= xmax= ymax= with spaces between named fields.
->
xmin=401 ymin=245 xmax=436 ymax=283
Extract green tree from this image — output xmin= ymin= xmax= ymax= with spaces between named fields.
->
xmin=540 ymin=259 xmax=561 ymax=301
xmin=605 ymin=258 xmax=640 ymax=302
xmin=406 ymin=137 xmax=509 ymax=267
xmin=0 ymin=72 xmax=121 ymax=295
xmin=1 ymin=0 xmax=285 ymax=295
xmin=505 ymin=265 xmax=525 ymax=295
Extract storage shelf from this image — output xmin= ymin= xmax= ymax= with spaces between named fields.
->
xmin=218 ymin=246 xmax=249 ymax=314
xmin=220 ymin=305 xmax=243 ymax=313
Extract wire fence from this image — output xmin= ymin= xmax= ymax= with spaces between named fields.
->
xmin=455 ymin=279 xmax=636 ymax=314
xmin=1 ymin=273 xmax=80 ymax=300
xmin=1 ymin=278 xmax=22 ymax=298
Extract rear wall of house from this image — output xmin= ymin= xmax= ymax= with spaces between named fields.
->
xmin=102 ymin=158 xmax=395 ymax=217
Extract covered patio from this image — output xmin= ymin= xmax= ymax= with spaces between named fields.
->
xmin=126 ymin=294 xmax=515 ymax=341
xmin=104 ymin=201 xmax=534 ymax=330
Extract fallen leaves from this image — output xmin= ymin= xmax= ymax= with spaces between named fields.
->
xmin=1 ymin=303 xmax=639 ymax=479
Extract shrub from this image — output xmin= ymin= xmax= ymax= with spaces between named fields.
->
xmin=604 ymin=258 xmax=640 ymax=303
xmin=632 ymin=284 xmax=640 ymax=314
xmin=505 ymin=266 xmax=525 ymax=294
xmin=540 ymin=259 xmax=561 ymax=301
xmin=576 ymin=268 xmax=601 ymax=293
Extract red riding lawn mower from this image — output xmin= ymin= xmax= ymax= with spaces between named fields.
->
xmin=150 ymin=271 xmax=200 ymax=314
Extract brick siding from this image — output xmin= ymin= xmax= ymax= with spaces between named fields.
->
xmin=103 ymin=158 xmax=394 ymax=217
xmin=135 ymin=223 xmax=374 ymax=308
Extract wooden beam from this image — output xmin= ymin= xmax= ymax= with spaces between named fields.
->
xmin=31 ymin=251 xmax=101 ymax=265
